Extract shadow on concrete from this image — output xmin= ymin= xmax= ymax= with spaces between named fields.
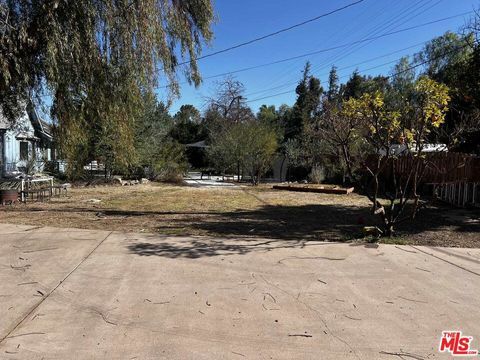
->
xmin=127 ymin=237 xmax=339 ymax=259
xmin=125 ymin=203 xmax=479 ymax=258
xmin=6 ymin=198 xmax=479 ymax=259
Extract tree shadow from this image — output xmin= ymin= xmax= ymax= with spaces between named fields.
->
xmin=127 ymin=237 xmax=338 ymax=259
xmin=183 ymin=204 xmax=377 ymax=241
xmin=402 ymin=204 xmax=480 ymax=234
xmin=7 ymin=195 xmax=479 ymax=258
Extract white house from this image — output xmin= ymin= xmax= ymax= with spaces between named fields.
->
xmin=379 ymin=143 xmax=448 ymax=156
xmin=0 ymin=103 xmax=55 ymax=178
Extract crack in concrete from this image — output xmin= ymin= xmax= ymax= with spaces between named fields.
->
xmin=410 ymin=246 xmax=480 ymax=277
xmin=0 ymin=231 xmax=113 ymax=346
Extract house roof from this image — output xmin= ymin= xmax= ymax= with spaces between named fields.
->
xmin=0 ymin=103 xmax=53 ymax=142
xmin=26 ymin=102 xmax=53 ymax=141
xmin=0 ymin=110 xmax=11 ymax=130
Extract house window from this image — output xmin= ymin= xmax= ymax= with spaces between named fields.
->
xmin=20 ymin=141 xmax=29 ymax=161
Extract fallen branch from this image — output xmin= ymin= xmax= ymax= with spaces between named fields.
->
xmin=10 ymin=264 xmax=31 ymax=271
xmin=397 ymin=296 xmax=428 ymax=304
xmin=23 ymin=247 xmax=58 ymax=253
xmin=278 ymin=256 xmax=346 ymax=264
xmin=6 ymin=332 xmax=45 ymax=339
xmin=379 ymin=350 xmax=425 ymax=360
xmin=394 ymin=246 xmax=417 ymax=254
xmin=263 ymin=292 xmax=276 ymax=303
xmin=288 ymin=334 xmax=313 ymax=338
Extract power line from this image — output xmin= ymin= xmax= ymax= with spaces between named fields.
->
xmin=240 ymin=1 xmax=394 ymax=94
xmin=159 ymin=11 xmax=473 ymax=90
xmin=246 ymin=42 xmax=472 ymax=104
xmin=173 ymin=0 xmax=365 ymax=67
xmin=311 ymin=0 xmax=441 ymax=76
xmin=245 ymin=40 xmax=429 ymax=98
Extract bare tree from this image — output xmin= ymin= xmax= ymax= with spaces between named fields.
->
xmin=205 ymin=76 xmax=254 ymax=123
xmin=310 ymin=100 xmax=365 ymax=184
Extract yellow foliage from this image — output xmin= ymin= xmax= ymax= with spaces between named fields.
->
xmin=414 ymin=77 xmax=450 ymax=128
xmin=339 ymin=77 xmax=450 ymax=150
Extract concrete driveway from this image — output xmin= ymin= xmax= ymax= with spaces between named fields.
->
xmin=0 ymin=223 xmax=479 ymax=359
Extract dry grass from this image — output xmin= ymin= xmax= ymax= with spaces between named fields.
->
xmin=1 ymin=182 xmax=479 ymax=247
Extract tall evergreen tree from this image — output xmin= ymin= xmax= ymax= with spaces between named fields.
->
xmin=287 ymin=62 xmax=323 ymax=139
xmin=326 ymin=65 xmax=340 ymax=102
xmin=342 ymin=70 xmax=365 ymax=100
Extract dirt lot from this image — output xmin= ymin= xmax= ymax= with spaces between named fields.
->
xmin=0 ymin=182 xmax=479 ymax=247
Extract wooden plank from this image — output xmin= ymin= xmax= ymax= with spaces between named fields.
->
xmin=272 ymin=185 xmax=354 ymax=195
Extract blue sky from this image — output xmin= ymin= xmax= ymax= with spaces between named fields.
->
xmin=159 ymin=0 xmax=478 ymax=115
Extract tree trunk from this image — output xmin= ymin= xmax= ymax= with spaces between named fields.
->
xmin=384 ymin=223 xmax=394 ymax=237
xmin=341 ymin=144 xmax=353 ymax=184
xmin=279 ymin=156 xmax=285 ymax=182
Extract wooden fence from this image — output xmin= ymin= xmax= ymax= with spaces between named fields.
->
xmin=374 ymin=152 xmax=480 ymax=184
xmin=433 ymin=182 xmax=480 ymax=208
xmin=367 ymin=152 xmax=480 ymax=207
xmin=400 ymin=152 xmax=480 ymax=207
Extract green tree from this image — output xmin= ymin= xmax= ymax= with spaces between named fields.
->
xmin=341 ymin=70 xmax=365 ymax=100
xmin=135 ymin=96 xmax=173 ymax=165
xmin=343 ymin=78 xmax=450 ymax=236
xmin=0 ymin=0 xmax=214 ymax=175
xmin=391 ymin=56 xmax=416 ymax=95
xmin=257 ymin=105 xmax=278 ymax=125
xmin=242 ymin=121 xmax=278 ymax=185
xmin=134 ymin=95 xmax=187 ymax=181
xmin=415 ymin=31 xmax=473 ymax=86
xmin=326 ymin=65 xmax=340 ymax=103
xmin=415 ymin=31 xmax=479 ymax=152
xmin=287 ymin=62 xmax=323 ymax=139
xmin=171 ymin=105 xmax=203 ymax=144
xmin=207 ymin=120 xmax=278 ymax=185
xmin=257 ymin=104 xmax=284 ymax=141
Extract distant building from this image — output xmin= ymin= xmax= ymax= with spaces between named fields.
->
xmin=379 ymin=143 xmax=448 ymax=156
xmin=0 ymin=103 xmax=56 ymax=177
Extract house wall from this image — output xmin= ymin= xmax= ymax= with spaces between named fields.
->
xmin=1 ymin=114 xmax=54 ymax=176
xmin=272 ymin=156 xmax=288 ymax=182
xmin=2 ymin=112 xmax=35 ymax=173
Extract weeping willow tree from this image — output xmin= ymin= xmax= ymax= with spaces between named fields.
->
xmin=0 ymin=0 xmax=214 ymax=177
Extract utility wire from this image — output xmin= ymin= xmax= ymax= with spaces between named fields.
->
xmin=243 ymin=1 xmax=392 ymax=94
xmin=310 ymin=0 xmax=430 ymax=75
xmin=245 ymin=40 xmax=429 ymax=98
xmin=246 ymin=42 xmax=473 ymax=103
xmin=311 ymin=0 xmax=441 ymax=76
xmin=158 ymin=11 xmax=473 ymax=90
xmin=173 ymin=0 xmax=365 ymax=67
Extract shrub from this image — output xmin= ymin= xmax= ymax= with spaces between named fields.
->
xmin=151 ymin=141 xmax=189 ymax=183
xmin=309 ymin=165 xmax=325 ymax=184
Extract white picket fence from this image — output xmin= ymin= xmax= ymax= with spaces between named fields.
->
xmin=434 ymin=182 xmax=480 ymax=208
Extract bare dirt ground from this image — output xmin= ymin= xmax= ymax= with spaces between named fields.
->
xmin=0 ymin=182 xmax=479 ymax=247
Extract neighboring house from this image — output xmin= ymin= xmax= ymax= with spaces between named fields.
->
xmin=0 ymin=103 xmax=55 ymax=177
xmin=379 ymin=143 xmax=448 ymax=156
